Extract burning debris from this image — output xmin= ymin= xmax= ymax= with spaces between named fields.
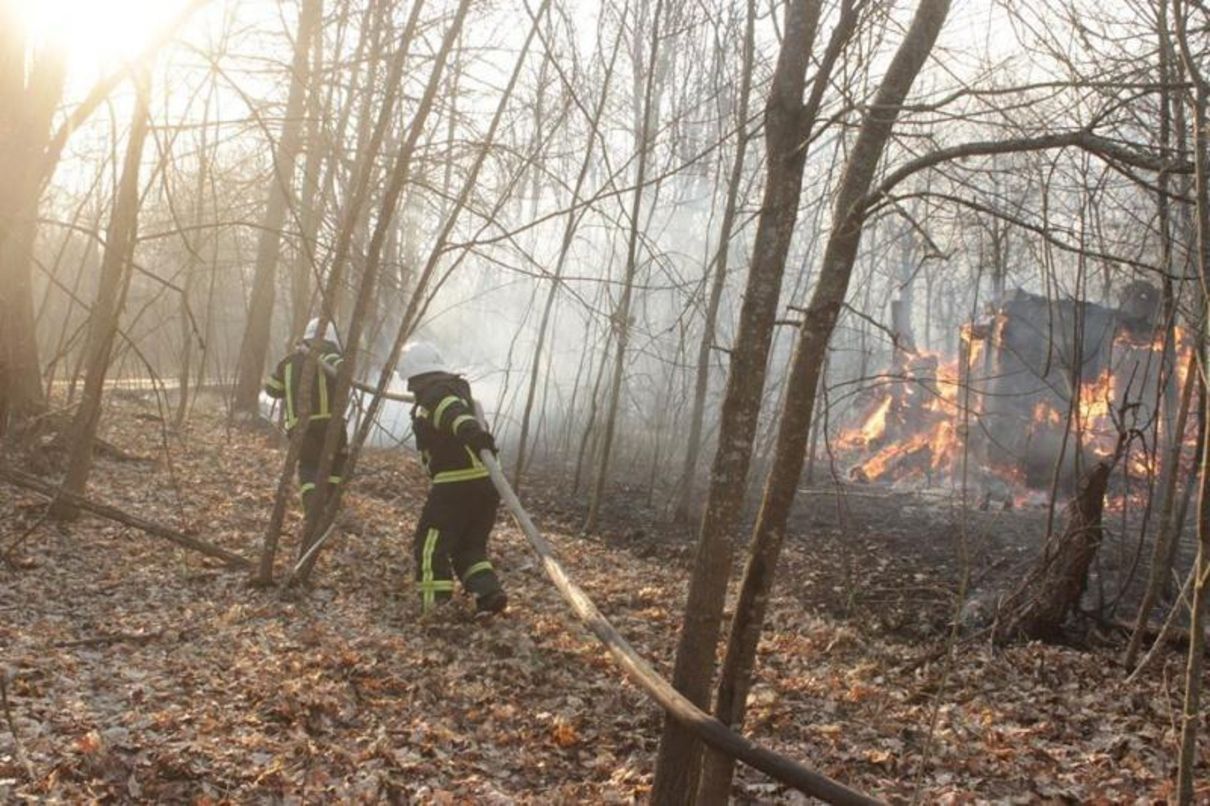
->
xmin=835 ymin=285 xmax=1195 ymax=508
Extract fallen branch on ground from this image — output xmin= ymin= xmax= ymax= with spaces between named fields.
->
xmin=0 ymin=465 xmax=252 ymax=570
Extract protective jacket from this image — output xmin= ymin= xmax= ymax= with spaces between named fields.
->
xmin=263 ymin=338 xmax=344 ymax=432
xmin=264 ymin=337 xmax=348 ymax=520
xmin=408 ymin=371 xmax=504 ymax=613
xmin=410 ymin=374 xmax=492 ymax=484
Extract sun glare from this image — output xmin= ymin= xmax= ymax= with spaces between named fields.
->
xmin=17 ymin=0 xmax=190 ymax=71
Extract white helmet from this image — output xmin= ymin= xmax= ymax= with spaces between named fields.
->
xmin=400 ymin=341 xmax=449 ymax=380
xmin=303 ymin=317 xmax=340 ymax=346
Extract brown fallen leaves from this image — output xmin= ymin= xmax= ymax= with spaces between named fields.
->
xmin=0 ymin=399 xmax=1204 ymax=802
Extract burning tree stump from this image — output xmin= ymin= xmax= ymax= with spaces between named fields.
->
xmin=993 ymin=459 xmax=1113 ymax=644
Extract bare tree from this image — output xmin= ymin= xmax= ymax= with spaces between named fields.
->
xmin=289 ymin=0 xmax=331 ymax=340
xmin=257 ymin=0 xmax=429 ymax=582
xmin=52 ymin=68 xmax=153 ymax=519
xmin=653 ymin=0 xmax=861 ymax=797
xmin=1173 ymin=2 xmax=1209 ymax=800
xmin=1 ymin=0 xmax=208 ymax=438
xmin=300 ymin=0 xmax=488 ymax=581
xmin=231 ymin=0 xmax=323 ymax=419
xmin=584 ymin=0 xmax=666 ymax=532
xmin=512 ymin=9 xmax=626 ymax=492
xmin=0 ymin=24 xmax=64 ymax=434
xmin=673 ymin=0 xmax=757 ymax=522
xmin=1124 ymin=0 xmax=1193 ymax=670
xmin=697 ymin=0 xmax=952 ymax=798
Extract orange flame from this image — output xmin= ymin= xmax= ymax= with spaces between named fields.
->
xmin=835 ymin=316 xmax=1199 ymax=505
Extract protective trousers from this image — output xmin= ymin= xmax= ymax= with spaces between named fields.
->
xmin=413 ymin=478 xmax=502 ymax=611
xmin=298 ymin=421 xmax=348 ymax=522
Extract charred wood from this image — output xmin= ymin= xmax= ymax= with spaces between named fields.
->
xmin=993 ymin=460 xmax=1112 ymax=644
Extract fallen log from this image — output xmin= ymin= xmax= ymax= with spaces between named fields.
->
xmin=0 ymin=465 xmax=252 ymax=570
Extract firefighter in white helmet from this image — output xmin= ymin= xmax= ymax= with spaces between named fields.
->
xmin=263 ymin=318 xmax=348 ymax=524
xmin=399 ymin=341 xmax=507 ymax=617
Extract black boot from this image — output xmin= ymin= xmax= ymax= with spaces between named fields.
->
xmin=475 ymin=589 xmax=508 ymax=617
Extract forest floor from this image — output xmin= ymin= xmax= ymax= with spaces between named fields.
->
xmin=1 ymin=396 xmax=1206 ymax=803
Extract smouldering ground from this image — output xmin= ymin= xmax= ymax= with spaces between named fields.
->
xmin=0 ymin=399 xmax=1204 ymax=802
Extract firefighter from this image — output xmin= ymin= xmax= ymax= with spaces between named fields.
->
xmin=399 ymin=341 xmax=507 ymax=617
xmin=263 ymin=318 xmax=349 ymax=525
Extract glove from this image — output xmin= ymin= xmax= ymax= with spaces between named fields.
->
xmin=466 ymin=430 xmax=498 ymax=456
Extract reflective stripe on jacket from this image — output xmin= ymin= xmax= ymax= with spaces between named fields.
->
xmin=263 ymin=338 xmax=344 ymax=431
xmin=411 ymin=374 xmax=491 ymax=484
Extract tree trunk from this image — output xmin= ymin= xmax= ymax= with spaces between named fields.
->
xmin=1125 ymin=349 xmax=1196 ymax=667
xmin=651 ymin=0 xmax=834 ymax=798
xmin=513 ymin=12 xmax=625 ymax=492
xmin=51 ymin=67 xmax=152 ymax=519
xmin=290 ymin=2 xmax=328 ymax=341
xmin=257 ymin=1 xmax=424 ymax=582
xmin=674 ymin=0 xmax=757 ymax=523
xmin=573 ymin=334 xmax=613 ymax=495
xmin=695 ymin=1 xmax=951 ymax=799
xmin=231 ymin=0 xmax=321 ymax=417
xmin=0 ymin=36 xmax=65 ymax=435
xmin=336 ymin=0 xmax=391 ymax=329
xmin=584 ymin=0 xmax=665 ymax=533
xmin=301 ymin=0 xmax=499 ymax=580
xmin=1175 ymin=5 xmax=1209 ymax=796
xmin=349 ymin=0 xmax=554 ymax=462
xmin=1125 ymin=0 xmax=1187 ymax=668
xmin=175 ymin=105 xmax=213 ymax=430
xmin=1176 ymin=333 xmax=1208 ymax=806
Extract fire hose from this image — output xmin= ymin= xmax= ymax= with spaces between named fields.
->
xmin=294 ymin=389 xmax=879 ymax=803
xmin=469 ymin=403 xmax=878 ymax=804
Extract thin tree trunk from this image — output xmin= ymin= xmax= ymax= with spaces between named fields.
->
xmin=1175 ymin=4 xmax=1209 ymax=797
xmin=573 ymin=334 xmax=614 ymax=495
xmin=290 ymin=1 xmax=328 ymax=341
xmin=696 ymin=1 xmax=951 ymax=799
xmin=0 ymin=39 xmax=65 ymax=434
xmin=674 ymin=0 xmax=757 ymax=522
xmin=258 ymin=1 xmax=426 ymax=582
xmin=337 ymin=0 xmax=391 ymax=327
xmin=1125 ymin=349 xmax=1197 ymax=667
xmin=558 ymin=311 xmax=596 ymax=459
xmin=42 ymin=223 xmax=98 ymax=399
xmin=513 ymin=15 xmax=625 ymax=492
xmin=302 ymin=0 xmax=494 ymax=580
xmin=1176 ymin=364 xmax=1207 ymax=804
xmin=584 ymin=0 xmax=665 ymax=532
xmin=349 ymin=0 xmax=551 ymax=463
xmin=175 ymin=104 xmax=213 ymax=430
xmin=231 ymin=0 xmax=321 ymax=417
xmin=652 ymin=0 xmax=838 ymax=798
xmin=51 ymin=67 xmax=152 ymax=519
